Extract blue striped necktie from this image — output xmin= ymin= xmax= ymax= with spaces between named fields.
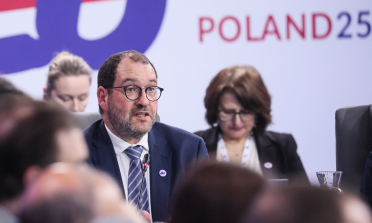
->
xmin=124 ymin=145 xmax=150 ymax=213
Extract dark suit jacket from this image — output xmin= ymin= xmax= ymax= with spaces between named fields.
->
xmin=194 ymin=127 xmax=308 ymax=183
xmin=84 ymin=120 xmax=208 ymax=221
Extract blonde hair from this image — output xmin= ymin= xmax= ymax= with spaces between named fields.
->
xmin=45 ymin=51 xmax=92 ymax=95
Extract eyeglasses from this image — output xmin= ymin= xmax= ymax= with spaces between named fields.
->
xmin=218 ymin=108 xmax=255 ymax=121
xmin=109 ymin=85 xmax=164 ymax=101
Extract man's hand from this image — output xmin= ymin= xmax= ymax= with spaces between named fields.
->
xmin=141 ymin=210 xmax=151 ymax=223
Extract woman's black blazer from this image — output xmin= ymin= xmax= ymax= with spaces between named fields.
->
xmin=194 ymin=127 xmax=309 ymax=184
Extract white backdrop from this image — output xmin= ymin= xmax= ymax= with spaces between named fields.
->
xmin=2 ymin=0 xmax=372 ymax=184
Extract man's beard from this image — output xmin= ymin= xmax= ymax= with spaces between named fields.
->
xmin=106 ymin=97 xmax=156 ymax=140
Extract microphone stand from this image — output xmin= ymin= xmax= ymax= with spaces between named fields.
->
xmin=137 ymin=154 xmax=150 ymax=210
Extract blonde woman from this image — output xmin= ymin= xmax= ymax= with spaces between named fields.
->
xmin=44 ymin=52 xmax=92 ymax=112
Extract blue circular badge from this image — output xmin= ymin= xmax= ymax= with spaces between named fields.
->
xmin=264 ymin=162 xmax=273 ymax=169
xmin=159 ymin=169 xmax=167 ymax=177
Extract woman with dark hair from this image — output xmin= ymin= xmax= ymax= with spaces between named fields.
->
xmin=195 ymin=65 xmax=308 ymax=182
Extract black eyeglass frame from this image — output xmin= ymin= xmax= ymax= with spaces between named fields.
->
xmin=218 ymin=108 xmax=255 ymax=121
xmin=108 ymin=84 xmax=164 ymax=102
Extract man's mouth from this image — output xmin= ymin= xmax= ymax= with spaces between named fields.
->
xmin=135 ymin=112 xmax=149 ymax=117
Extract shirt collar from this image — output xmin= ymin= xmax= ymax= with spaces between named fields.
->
xmin=104 ymin=124 xmax=149 ymax=155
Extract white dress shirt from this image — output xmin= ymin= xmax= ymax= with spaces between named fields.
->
xmin=104 ymin=124 xmax=152 ymax=214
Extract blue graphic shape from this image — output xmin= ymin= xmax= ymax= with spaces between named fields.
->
xmin=0 ymin=0 xmax=166 ymax=74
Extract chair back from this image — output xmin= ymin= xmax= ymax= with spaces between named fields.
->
xmin=74 ymin=112 xmax=102 ymax=129
xmin=335 ymin=105 xmax=372 ymax=192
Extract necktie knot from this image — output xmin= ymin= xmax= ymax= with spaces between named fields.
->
xmin=124 ymin=145 xmax=143 ymax=160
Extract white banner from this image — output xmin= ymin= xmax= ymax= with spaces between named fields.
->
xmin=2 ymin=0 xmax=372 ymax=184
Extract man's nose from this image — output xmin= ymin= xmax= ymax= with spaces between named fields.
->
xmin=135 ymin=90 xmax=150 ymax=106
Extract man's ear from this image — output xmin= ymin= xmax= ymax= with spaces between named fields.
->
xmin=23 ymin=165 xmax=43 ymax=186
xmin=97 ymin=86 xmax=109 ymax=112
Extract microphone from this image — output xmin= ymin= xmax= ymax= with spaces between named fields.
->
xmin=137 ymin=153 xmax=150 ymax=209
xmin=142 ymin=153 xmax=150 ymax=172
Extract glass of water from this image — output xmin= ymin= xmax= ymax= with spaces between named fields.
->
xmin=316 ymin=171 xmax=343 ymax=194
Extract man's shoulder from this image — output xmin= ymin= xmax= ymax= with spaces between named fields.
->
xmin=83 ymin=119 xmax=103 ymax=140
xmin=151 ymin=122 xmax=202 ymax=141
xmin=151 ymin=122 xmax=208 ymax=160
xmin=152 ymin=122 xmax=195 ymax=136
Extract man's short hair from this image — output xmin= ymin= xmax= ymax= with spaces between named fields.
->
xmin=204 ymin=65 xmax=271 ymax=135
xmin=170 ymin=162 xmax=266 ymax=223
xmin=21 ymin=164 xmax=96 ymax=223
xmin=97 ymin=50 xmax=157 ymax=114
xmin=20 ymin=164 xmax=143 ymax=223
xmin=22 ymin=193 xmax=93 ymax=223
xmin=0 ymin=101 xmax=80 ymax=202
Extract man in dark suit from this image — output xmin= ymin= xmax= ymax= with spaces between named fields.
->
xmin=84 ymin=50 xmax=208 ymax=222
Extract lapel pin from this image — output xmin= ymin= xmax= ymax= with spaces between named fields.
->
xmin=159 ymin=169 xmax=167 ymax=177
xmin=264 ymin=162 xmax=273 ymax=169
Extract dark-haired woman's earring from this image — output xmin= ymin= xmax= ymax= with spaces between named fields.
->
xmin=213 ymin=121 xmax=219 ymax=127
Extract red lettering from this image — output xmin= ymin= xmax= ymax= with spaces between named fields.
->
xmin=286 ymin=14 xmax=305 ymax=39
xmin=199 ymin=17 xmax=214 ymax=42
xmin=262 ymin=15 xmax=281 ymax=40
xmin=219 ymin=16 xmax=241 ymax=42
xmin=246 ymin=16 xmax=263 ymax=41
xmin=312 ymin=13 xmax=332 ymax=39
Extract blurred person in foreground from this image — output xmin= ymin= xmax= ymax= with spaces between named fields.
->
xmin=242 ymin=185 xmax=372 ymax=223
xmin=0 ymin=100 xmax=88 ymax=222
xmin=195 ymin=65 xmax=308 ymax=183
xmin=169 ymin=162 xmax=266 ymax=223
xmin=44 ymin=51 xmax=92 ymax=112
xmin=86 ymin=50 xmax=208 ymax=221
xmin=0 ymin=76 xmax=25 ymax=96
xmin=21 ymin=163 xmax=145 ymax=223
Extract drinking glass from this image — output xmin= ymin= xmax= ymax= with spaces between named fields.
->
xmin=316 ymin=171 xmax=343 ymax=194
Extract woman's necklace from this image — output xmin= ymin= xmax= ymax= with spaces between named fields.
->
xmin=226 ymin=146 xmax=244 ymax=157
xmin=218 ymin=134 xmax=252 ymax=166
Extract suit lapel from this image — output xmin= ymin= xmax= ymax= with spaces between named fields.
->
xmin=91 ymin=121 xmax=125 ymax=195
xmin=148 ymin=123 xmax=171 ymax=220
xmin=256 ymin=133 xmax=282 ymax=178
xmin=256 ymin=134 xmax=271 ymax=160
